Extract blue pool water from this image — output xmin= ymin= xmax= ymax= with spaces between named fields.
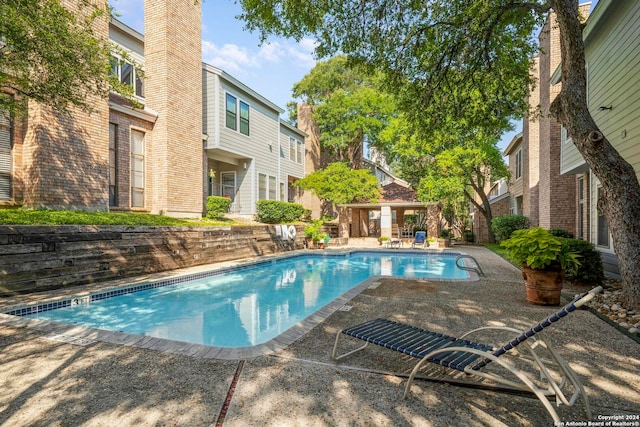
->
xmin=23 ymin=252 xmax=468 ymax=348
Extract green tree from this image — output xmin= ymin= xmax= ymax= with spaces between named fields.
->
xmin=293 ymin=162 xmax=381 ymax=206
xmin=292 ymin=56 xmax=396 ymax=168
xmin=416 ymin=136 xmax=508 ymax=244
xmin=239 ymin=0 xmax=640 ymax=309
xmin=0 ymin=0 xmax=112 ymax=117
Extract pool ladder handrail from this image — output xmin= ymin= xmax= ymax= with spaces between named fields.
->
xmin=455 ymin=254 xmax=485 ymax=277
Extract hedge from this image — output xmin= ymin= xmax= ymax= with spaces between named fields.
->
xmin=206 ymin=196 xmax=231 ymax=219
xmin=559 ymin=237 xmax=605 ymax=284
xmin=491 ymin=214 xmax=530 ymax=242
xmin=256 ymin=200 xmax=305 ymax=223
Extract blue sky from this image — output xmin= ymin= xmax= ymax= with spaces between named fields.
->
xmin=110 ymin=0 xmax=317 ymax=117
xmin=110 ymin=1 xmax=598 ymax=153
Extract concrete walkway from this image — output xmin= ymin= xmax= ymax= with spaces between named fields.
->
xmin=1 ymin=245 xmax=639 ymax=426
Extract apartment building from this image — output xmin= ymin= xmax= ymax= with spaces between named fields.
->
xmin=554 ymin=0 xmax=640 ymax=274
xmin=1 ymin=0 xmax=307 ymax=217
xmin=202 ymin=65 xmax=306 ymax=216
xmin=498 ymin=1 xmax=639 ymax=274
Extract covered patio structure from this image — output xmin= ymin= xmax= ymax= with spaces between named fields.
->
xmin=336 ymin=202 xmax=441 ymax=240
xmin=335 ymin=179 xmax=441 ymax=240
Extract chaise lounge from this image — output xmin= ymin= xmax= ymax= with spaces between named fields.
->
xmin=331 ymin=286 xmax=602 ymax=423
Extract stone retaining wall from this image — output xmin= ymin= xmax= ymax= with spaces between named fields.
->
xmin=0 ymin=224 xmax=340 ymax=296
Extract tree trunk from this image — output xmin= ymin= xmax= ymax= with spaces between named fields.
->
xmin=550 ymin=0 xmax=640 ymax=310
xmin=465 ymin=185 xmax=495 ymax=244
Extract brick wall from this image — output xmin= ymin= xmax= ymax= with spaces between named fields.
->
xmin=144 ymin=0 xmax=203 ymax=218
xmin=0 ymin=225 xmax=340 ymax=295
xmin=537 ymin=12 xmax=577 ymax=233
xmin=524 ymin=57 xmax=540 ymax=227
xmin=19 ymin=0 xmax=110 ymax=211
xmin=473 ymin=196 xmax=510 ymax=243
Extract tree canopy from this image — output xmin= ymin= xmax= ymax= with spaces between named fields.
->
xmin=239 ymin=0 xmax=640 ymax=310
xmin=291 ymin=56 xmax=396 ymax=168
xmin=292 ymin=162 xmax=381 ymax=205
xmin=415 ymin=136 xmax=509 ymax=243
xmin=0 ymin=0 xmax=112 ymax=117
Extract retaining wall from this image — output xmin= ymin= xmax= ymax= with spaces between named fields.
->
xmin=0 ymin=224 xmax=340 ymax=296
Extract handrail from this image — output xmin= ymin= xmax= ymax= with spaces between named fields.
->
xmin=455 ymin=254 xmax=485 ymax=277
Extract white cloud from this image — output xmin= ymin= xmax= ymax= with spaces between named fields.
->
xmin=202 ymin=41 xmax=257 ymax=74
xmin=202 ymin=38 xmax=317 ymax=75
xmin=258 ymin=42 xmax=283 ymax=63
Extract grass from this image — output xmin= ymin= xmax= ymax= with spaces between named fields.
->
xmin=483 ymin=242 xmax=520 ymax=268
xmin=0 ymin=209 xmax=243 ymax=226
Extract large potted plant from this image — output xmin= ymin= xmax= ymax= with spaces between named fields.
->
xmin=500 ymin=227 xmax=580 ymax=305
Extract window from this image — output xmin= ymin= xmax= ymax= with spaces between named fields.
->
xmin=130 ymin=129 xmax=145 ymax=207
xmin=515 ymin=149 xmax=523 ymax=179
xmin=578 ymin=177 xmax=585 ymax=239
xmin=561 ymin=126 xmax=573 ymax=145
xmin=289 ymin=137 xmax=296 ymax=160
xmin=221 ymin=172 xmax=235 ymax=201
xmin=239 ymin=101 xmax=250 ymax=136
xmin=0 ymin=112 xmax=12 ymax=200
xmin=280 ymin=183 xmax=285 ymax=201
xmin=258 ymin=173 xmax=267 ymax=200
xmin=225 ymin=94 xmax=237 ymax=130
xmin=268 ymin=176 xmax=277 ymax=200
xmin=109 ymin=123 xmax=118 ymax=207
xmin=596 ymin=186 xmax=609 ymax=247
xmin=297 ymin=140 xmax=304 ymax=164
xmin=110 ymin=55 xmax=144 ymax=99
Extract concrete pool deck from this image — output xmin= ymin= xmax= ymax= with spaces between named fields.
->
xmin=1 ymin=245 xmax=639 ymax=426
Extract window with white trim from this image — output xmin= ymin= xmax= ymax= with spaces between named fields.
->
xmin=515 ymin=149 xmax=523 ymax=180
xmin=289 ymin=137 xmax=296 ymax=160
xmin=0 ymin=113 xmax=12 ymax=200
xmin=258 ymin=173 xmax=267 ymax=200
xmin=268 ymin=176 xmax=277 ymax=200
xmin=130 ymin=129 xmax=145 ymax=207
xmin=239 ymin=101 xmax=250 ymax=136
xmin=110 ymin=55 xmax=144 ymax=98
xmin=280 ymin=182 xmax=285 ymax=201
xmin=596 ymin=186 xmax=609 ymax=248
xmin=577 ymin=176 xmax=585 ymax=239
xmin=109 ymin=123 xmax=118 ymax=207
xmin=225 ymin=94 xmax=237 ymax=131
xmin=297 ymin=140 xmax=304 ymax=164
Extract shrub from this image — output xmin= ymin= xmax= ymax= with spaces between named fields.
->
xmin=463 ymin=230 xmax=475 ymax=243
xmin=500 ymin=227 xmax=580 ymax=274
xmin=558 ymin=238 xmax=605 ymax=284
xmin=491 ymin=214 xmax=530 ymax=242
xmin=256 ymin=200 xmax=305 ymax=224
xmin=206 ymin=196 xmax=231 ymax=220
xmin=549 ymin=228 xmax=575 ymax=239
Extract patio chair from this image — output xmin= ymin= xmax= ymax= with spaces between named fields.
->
xmin=411 ymin=231 xmax=427 ymax=249
xmin=386 ymin=224 xmax=403 ymax=248
xmin=331 ymin=286 xmax=602 ymax=423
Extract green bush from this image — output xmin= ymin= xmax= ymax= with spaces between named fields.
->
xmin=491 ymin=214 xmax=530 ymax=242
xmin=500 ymin=227 xmax=580 ymax=274
xmin=463 ymin=230 xmax=475 ymax=243
xmin=549 ymin=228 xmax=575 ymax=238
xmin=256 ymin=200 xmax=305 ymax=224
xmin=206 ymin=196 xmax=231 ymax=220
xmin=558 ymin=238 xmax=605 ymax=284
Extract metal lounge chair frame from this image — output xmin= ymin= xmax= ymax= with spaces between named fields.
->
xmin=331 ymin=286 xmax=602 ymax=423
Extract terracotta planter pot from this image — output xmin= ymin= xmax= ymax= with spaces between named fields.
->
xmin=521 ymin=263 xmax=564 ymax=305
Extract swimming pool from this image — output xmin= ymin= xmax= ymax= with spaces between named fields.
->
xmin=6 ymin=251 xmax=472 ymax=354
